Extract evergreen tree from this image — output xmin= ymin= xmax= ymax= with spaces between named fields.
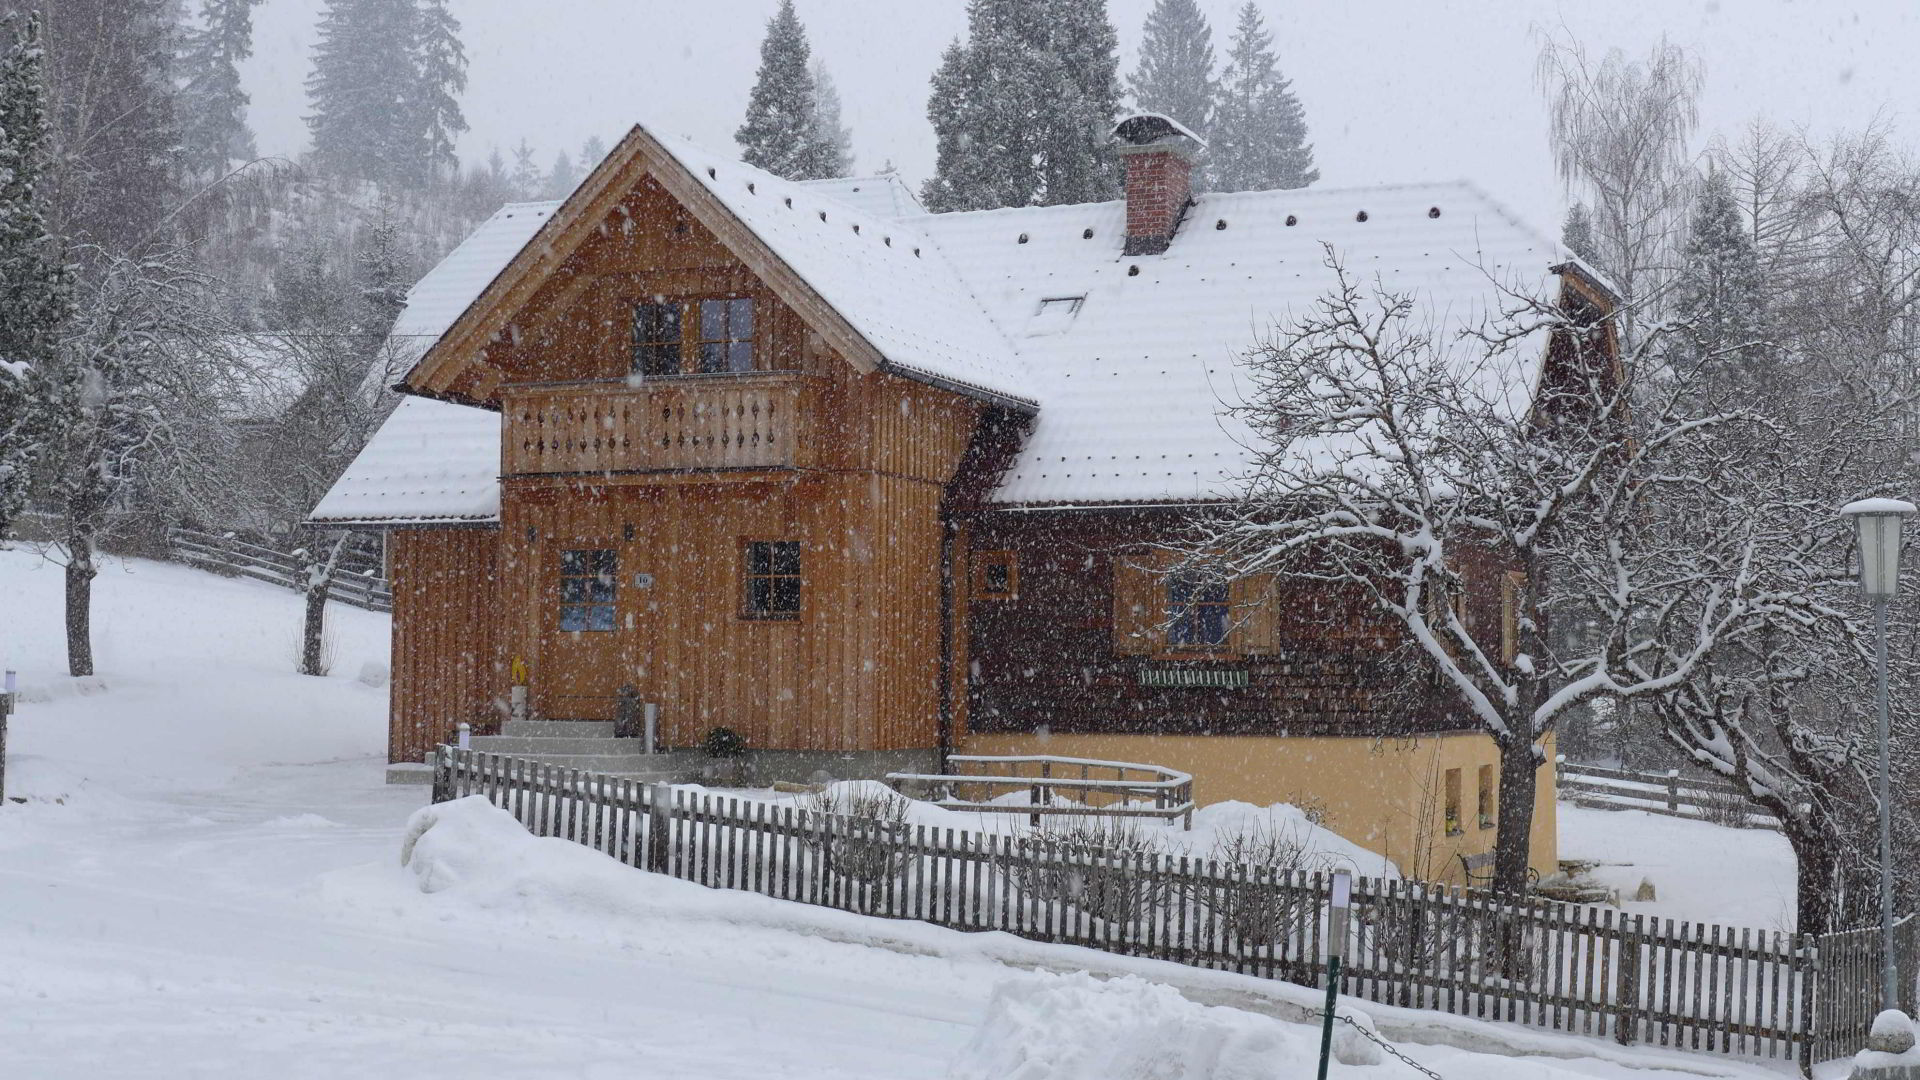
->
xmin=176 ymin=0 xmax=263 ymax=180
xmin=921 ymin=38 xmax=989 ymax=213
xmin=735 ymin=0 xmax=836 ymax=181
xmin=0 ymin=13 xmax=73 ymax=541
xmin=508 ymin=138 xmax=540 ymax=198
xmin=1128 ymin=0 xmax=1215 ymax=183
xmin=544 ymin=149 xmax=579 ymax=199
xmin=306 ymin=0 xmax=467 ymax=187
xmin=306 ymin=0 xmax=415 ymax=183
xmin=923 ymin=0 xmax=1120 ymax=212
xmin=1671 ymin=168 xmax=1767 ymax=380
xmin=1042 ymin=0 xmax=1122 ymax=205
xmin=29 ymin=0 xmax=182 ymax=253
xmin=1210 ymin=2 xmax=1316 ymax=192
xmin=1562 ymin=201 xmax=1600 ymax=268
xmin=407 ymin=0 xmax=467 ymax=184
xmin=580 ymin=135 xmax=608 ymax=172
xmin=810 ymin=59 xmax=853 ymax=176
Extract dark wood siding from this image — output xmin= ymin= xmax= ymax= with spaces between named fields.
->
xmin=962 ymin=509 xmax=1477 ymax=738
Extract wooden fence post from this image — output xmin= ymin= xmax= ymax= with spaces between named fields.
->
xmin=1665 ymin=770 xmax=1680 ymax=813
xmin=0 ymin=680 xmax=12 ymax=804
xmin=645 ymin=782 xmax=670 ymax=874
xmin=430 ymin=745 xmax=452 ymax=804
xmin=1616 ymin=914 xmax=1642 ymax=1045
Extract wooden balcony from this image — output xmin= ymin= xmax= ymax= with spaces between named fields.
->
xmin=502 ymin=372 xmax=821 ymax=477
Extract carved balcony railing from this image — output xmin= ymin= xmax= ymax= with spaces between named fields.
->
xmin=501 ymin=372 xmax=821 ymax=477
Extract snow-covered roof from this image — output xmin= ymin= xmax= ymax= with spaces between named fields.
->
xmin=312 ymin=124 xmax=1568 ymax=525
xmin=920 ymin=180 xmax=1563 ymax=504
xmin=309 ymin=396 xmax=501 ymax=525
xmin=391 ymin=201 xmax=561 ymax=345
xmin=795 ymin=173 xmax=924 ymax=219
xmin=658 ymin=136 xmax=1027 ymax=406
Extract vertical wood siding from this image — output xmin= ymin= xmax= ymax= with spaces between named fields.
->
xmin=389 ymin=528 xmax=504 ymax=764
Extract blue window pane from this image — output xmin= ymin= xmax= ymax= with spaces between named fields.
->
xmin=586 ymin=604 xmax=616 ymax=631
xmin=769 ymin=541 xmax=800 ymax=575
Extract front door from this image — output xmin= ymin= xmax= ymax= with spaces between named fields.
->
xmin=539 ymin=542 xmax=627 ymax=720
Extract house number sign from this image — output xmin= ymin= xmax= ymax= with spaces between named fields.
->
xmin=631 ymin=573 xmax=655 ymax=588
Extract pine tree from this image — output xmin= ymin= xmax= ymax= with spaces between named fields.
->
xmin=33 ymin=0 xmax=182 ymax=253
xmin=1128 ymin=0 xmax=1216 ymax=183
xmin=811 ymin=59 xmax=853 ymax=176
xmin=1042 ymin=0 xmax=1122 ymax=205
xmin=921 ymin=38 xmax=989 ymax=213
xmin=0 ymin=13 xmax=73 ymax=541
xmin=735 ymin=0 xmax=836 ymax=181
xmin=580 ymin=135 xmax=608 ymax=171
xmin=544 ymin=149 xmax=579 ymax=199
xmin=176 ymin=0 xmax=262 ymax=180
xmin=306 ymin=0 xmax=466 ymax=187
xmin=1672 ymin=168 xmax=1767 ymax=379
xmin=1562 ymin=201 xmax=1600 ymax=268
xmin=306 ymin=0 xmax=415 ymax=183
xmin=508 ymin=138 xmax=540 ymax=199
xmin=1210 ymin=2 xmax=1316 ymax=193
xmin=407 ymin=0 xmax=467 ymax=184
xmin=923 ymin=0 xmax=1120 ymax=212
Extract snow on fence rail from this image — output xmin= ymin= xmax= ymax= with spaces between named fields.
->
xmin=1556 ymin=760 xmax=1781 ymax=830
xmin=884 ymin=753 xmax=1196 ymax=829
xmin=166 ymin=527 xmax=392 ymax=614
xmin=432 ymin=747 xmax=1916 ymax=1074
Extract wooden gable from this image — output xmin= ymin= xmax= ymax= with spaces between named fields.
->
xmin=405 ymin=124 xmax=890 ymax=408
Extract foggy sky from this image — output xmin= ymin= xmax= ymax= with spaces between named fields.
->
xmin=239 ymin=0 xmax=1919 ymax=233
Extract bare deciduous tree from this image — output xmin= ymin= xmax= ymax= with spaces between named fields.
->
xmin=1182 ymin=249 xmax=1882 ymax=901
xmin=1536 ymin=35 xmax=1703 ymax=344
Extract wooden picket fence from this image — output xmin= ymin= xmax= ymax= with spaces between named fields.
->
xmin=1557 ymin=760 xmax=1781 ymax=830
xmin=167 ymin=526 xmax=392 ymax=613
xmin=432 ymin=747 xmax=1913 ymax=1074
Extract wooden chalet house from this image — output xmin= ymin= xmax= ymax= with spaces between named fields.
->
xmin=313 ymin=115 xmax=1612 ymax=883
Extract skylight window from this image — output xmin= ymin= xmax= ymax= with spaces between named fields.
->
xmin=1027 ymin=295 xmax=1086 ymax=337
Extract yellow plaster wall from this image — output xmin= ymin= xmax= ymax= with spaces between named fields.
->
xmin=959 ymin=730 xmax=1557 ymax=886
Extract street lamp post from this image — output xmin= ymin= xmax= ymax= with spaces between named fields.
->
xmin=1843 ymin=497 xmax=1917 ymax=1013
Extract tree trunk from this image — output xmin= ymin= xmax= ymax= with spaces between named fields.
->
xmin=299 ymin=579 xmax=331 ymax=676
xmin=299 ymin=533 xmax=347 ymax=677
xmin=1493 ymin=734 xmax=1539 ymax=894
xmin=1780 ymin=809 xmax=1845 ymax=936
xmin=64 ymin=527 xmax=96 ymax=677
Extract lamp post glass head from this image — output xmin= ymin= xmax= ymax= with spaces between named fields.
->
xmin=1843 ymin=499 xmax=1917 ymax=598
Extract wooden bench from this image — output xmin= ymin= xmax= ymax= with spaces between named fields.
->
xmin=1459 ymin=850 xmax=1541 ymax=889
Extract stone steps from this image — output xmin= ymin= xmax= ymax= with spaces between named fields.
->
xmin=500 ymin=719 xmax=615 ymax=738
xmin=469 ymin=734 xmax=641 ymax=756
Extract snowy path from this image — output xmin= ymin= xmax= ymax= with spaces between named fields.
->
xmin=1 ymin=758 xmax=990 ymax=1079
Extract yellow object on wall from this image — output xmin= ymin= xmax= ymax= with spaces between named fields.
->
xmin=959 ymin=729 xmax=1557 ymax=887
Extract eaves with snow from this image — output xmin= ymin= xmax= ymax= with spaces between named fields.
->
xmin=309 ymin=122 xmax=1569 ymax=527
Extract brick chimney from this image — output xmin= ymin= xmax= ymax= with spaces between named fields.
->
xmin=1113 ymin=113 xmax=1203 ymax=257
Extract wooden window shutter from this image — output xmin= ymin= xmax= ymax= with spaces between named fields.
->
xmin=1112 ymin=556 xmax=1157 ymax=655
xmin=1231 ymin=573 xmax=1279 ymax=655
xmin=1500 ymin=571 xmax=1525 ymax=665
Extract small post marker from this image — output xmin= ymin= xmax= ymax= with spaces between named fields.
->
xmin=1316 ymin=870 xmax=1353 ymax=1080
xmin=0 ymin=669 xmax=15 ymax=804
xmin=456 ymin=721 xmax=471 ymax=750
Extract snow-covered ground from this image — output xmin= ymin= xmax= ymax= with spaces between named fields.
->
xmin=0 ymin=549 xmax=1805 ymax=1077
xmin=724 ymin=778 xmax=1403 ymax=879
xmin=1558 ymin=803 xmax=1799 ymax=931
